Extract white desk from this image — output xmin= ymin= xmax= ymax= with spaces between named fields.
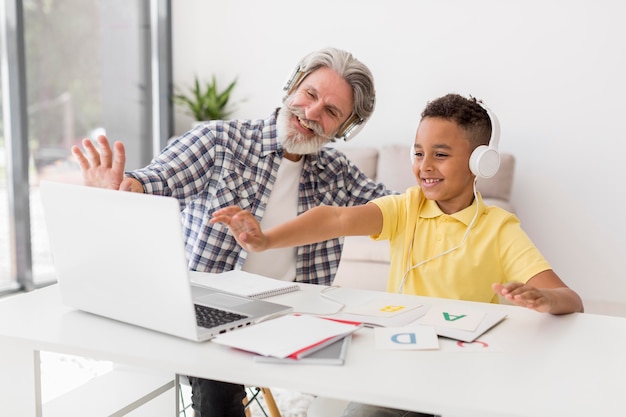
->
xmin=1 ymin=284 xmax=625 ymax=417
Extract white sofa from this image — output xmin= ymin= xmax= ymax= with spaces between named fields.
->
xmin=333 ymin=144 xmax=516 ymax=291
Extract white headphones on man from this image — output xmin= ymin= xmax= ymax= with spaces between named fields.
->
xmin=282 ymin=65 xmax=364 ymax=142
xmin=410 ymin=101 xmax=501 ymax=179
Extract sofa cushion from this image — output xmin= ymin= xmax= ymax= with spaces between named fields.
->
xmin=475 ymin=153 xmax=515 ymax=201
xmin=340 ymin=235 xmax=390 ymax=263
xmin=333 ymin=258 xmax=389 ymax=291
xmin=483 ymin=197 xmax=514 ymax=213
xmin=376 ymin=144 xmax=415 ymax=192
xmin=338 ymin=146 xmax=379 ymax=180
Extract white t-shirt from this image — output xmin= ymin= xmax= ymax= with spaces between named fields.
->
xmin=242 ymin=157 xmax=303 ymax=281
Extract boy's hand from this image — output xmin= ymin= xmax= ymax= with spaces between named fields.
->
xmin=211 ymin=206 xmax=269 ymax=252
xmin=492 ymin=282 xmax=553 ymax=313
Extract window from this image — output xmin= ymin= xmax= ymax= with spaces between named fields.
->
xmin=0 ymin=0 xmax=171 ymax=294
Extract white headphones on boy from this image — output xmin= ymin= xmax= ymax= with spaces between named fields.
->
xmin=469 ymin=103 xmax=501 ymax=179
xmin=410 ymin=101 xmax=501 ymax=179
xmin=283 ymin=65 xmax=365 ymax=142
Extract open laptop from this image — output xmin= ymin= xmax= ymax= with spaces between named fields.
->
xmin=39 ymin=180 xmax=292 ymax=342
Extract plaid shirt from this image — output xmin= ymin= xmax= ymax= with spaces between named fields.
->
xmin=127 ymin=111 xmax=391 ymax=285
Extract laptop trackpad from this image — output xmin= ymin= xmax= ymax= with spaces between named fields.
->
xmin=196 ymin=292 xmax=252 ymax=308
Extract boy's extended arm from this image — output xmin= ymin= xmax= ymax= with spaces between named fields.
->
xmin=211 ymin=203 xmax=383 ymax=252
xmin=492 ymin=270 xmax=584 ymax=314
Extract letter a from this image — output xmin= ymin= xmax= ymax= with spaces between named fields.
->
xmin=442 ymin=312 xmax=467 ymax=321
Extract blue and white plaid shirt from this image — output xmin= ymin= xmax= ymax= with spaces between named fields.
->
xmin=127 ymin=111 xmax=392 ymax=285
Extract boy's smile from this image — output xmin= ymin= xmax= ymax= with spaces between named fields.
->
xmin=411 ymin=117 xmax=476 ymax=214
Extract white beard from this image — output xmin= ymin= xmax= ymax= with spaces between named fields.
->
xmin=276 ymin=105 xmax=333 ymax=155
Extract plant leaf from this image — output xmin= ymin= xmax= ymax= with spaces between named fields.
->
xmin=173 ymin=75 xmax=239 ymax=121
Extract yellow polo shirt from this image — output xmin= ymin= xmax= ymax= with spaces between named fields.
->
xmin=370 ymin=186 xmax=551 ymax=304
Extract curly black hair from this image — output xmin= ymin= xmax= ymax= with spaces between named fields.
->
xmin=421 ymin=94 xmax=492 ymax=149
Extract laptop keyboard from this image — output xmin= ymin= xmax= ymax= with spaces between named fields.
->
xmin=194 ymin=304 xmax=249 ymax=329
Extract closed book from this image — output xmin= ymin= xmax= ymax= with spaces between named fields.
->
xmin=255 ymin=334 xmax=352 ymax=365
xmin=285 ymin=317 xmax=362 ymax=359
xmin=212 ymin=314 xmax=363 ymax=358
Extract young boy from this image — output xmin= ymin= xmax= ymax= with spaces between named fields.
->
xmin=212 ymin=93 xmax=583 ymax=416
xmin=212 ymin=93 xmax=583 ymax=315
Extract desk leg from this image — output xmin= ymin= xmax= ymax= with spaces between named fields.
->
xmin=0 ymin=342 xmax=42 ymax=416
xmin=175 ymin=374 xmax=182 ymax=415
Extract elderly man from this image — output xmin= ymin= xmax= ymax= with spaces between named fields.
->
xmin=72 ymin=47 xmax=392 ymax=416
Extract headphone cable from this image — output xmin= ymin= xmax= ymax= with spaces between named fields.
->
xmin=397 ymin=179 xmax=480 ymax=293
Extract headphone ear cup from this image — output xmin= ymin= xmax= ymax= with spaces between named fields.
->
xmin=336 ymin=115 xmax=364 ymax=142
xmin=469 ymin=145 xmax=500 ymax=178
xmin=283 ymin=66 xmax=305 ymax=95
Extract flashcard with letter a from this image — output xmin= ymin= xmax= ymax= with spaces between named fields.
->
xmin=418 ymin=307 xmax=486 ymax=331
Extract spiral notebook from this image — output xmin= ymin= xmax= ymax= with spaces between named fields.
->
xmin=189 ymin=270 xmax=300 ymax=299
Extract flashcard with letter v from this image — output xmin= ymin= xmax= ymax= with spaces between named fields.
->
xmin=418 ymin=306 xmax=486 ymax=331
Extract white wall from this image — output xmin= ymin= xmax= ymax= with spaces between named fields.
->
xmin=172 ymin=0 xmax=626 ymax=312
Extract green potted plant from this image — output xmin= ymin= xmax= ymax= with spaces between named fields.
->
xmin=173 ymin=75 xmax=238 ymax=122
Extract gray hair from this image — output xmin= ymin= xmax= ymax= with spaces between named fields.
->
xmin=283 ymin=47 xmax=376 ymax=126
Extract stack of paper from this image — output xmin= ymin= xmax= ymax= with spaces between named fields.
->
xmin=211 ymin=314 xmax=363 ymax=359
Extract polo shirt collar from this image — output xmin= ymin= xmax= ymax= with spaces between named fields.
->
xmin=420 ymin=193 xmax=487 ymax=227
